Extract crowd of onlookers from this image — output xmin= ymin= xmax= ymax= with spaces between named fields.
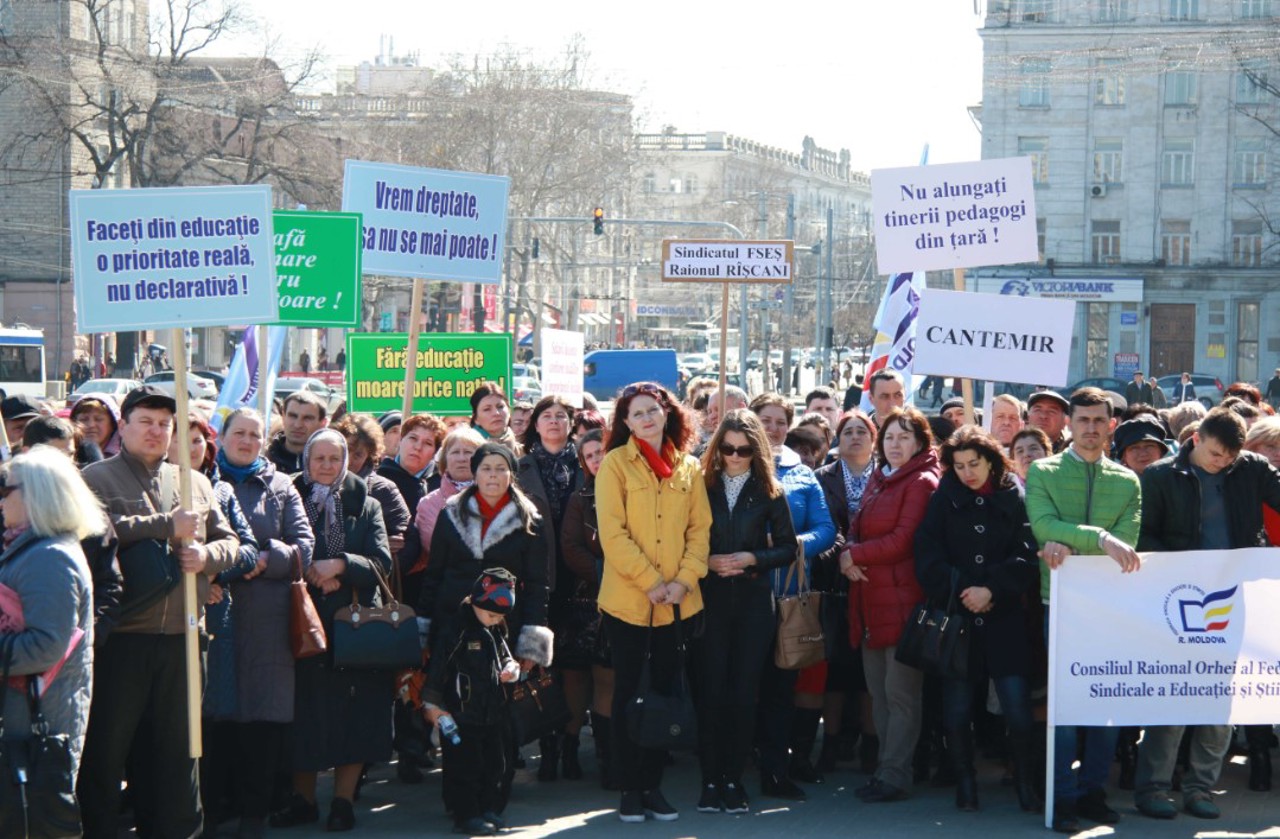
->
xmin=0 ymin=365 xmax=1276 ymax=838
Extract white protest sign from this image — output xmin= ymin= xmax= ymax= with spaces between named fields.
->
xmin=913 ymin=289 xmax=1072 ymax=387
xmin=541 ymin=328 xmax=585 ymax=408
xmin=342 ymin=160 xmax=510 ymax=283
xmin=871 ymin=157 xmax=1038 ymax=275
xmin=69 ymin=185 xmax=278 ymax=332
xmin=661 ymin=240 xmax=794 ymax=283
xmin=1049 ymin=548 xmax=1280 ymax=726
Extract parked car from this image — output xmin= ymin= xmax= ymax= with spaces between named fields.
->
xmin=679 ymin=353 xmax=713 ymax=375
xmin=193 ymin=369 xmax=227 ymax=391
xmin=67 ymin=378 xmax=142 ymax=407
xmin=583 ymin=349 xmax=679 ymax=400
xmin=1054 ymin=377 xmax=1130 ymax=399
xmin=511 ymin=375 xmax=542 ymax=403
xmin=513 ymin=362 xmax=541 ymax=383
xmin=144 ymin=370 xmax=218 ymax=400
xmin=274 ymin=376 xmax=343 ymax=414
xmin=1154 ymin=373 xmax=1225 ymax=409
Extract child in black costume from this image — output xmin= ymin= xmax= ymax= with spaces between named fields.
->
xmin=425 ymin=568 xmax=522 ymax=836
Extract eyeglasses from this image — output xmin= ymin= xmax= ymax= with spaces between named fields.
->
xmin=718 ymin=444 xmax=753 ymax=458
xmin=621 ymin=383 xmax=662 ymax=399
xmin=0 ymin=484 xmax=21 ymax=498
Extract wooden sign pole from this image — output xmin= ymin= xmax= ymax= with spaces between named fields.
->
xmin=953 ymin=268 xmax=975 ymax=426
xmin=402 ymin=278 xmax=426 ymax=419
xmin=717 ymin=284 xmax=729 ymax=415
xmin=257 ymin=325 xmax=270 ymax=421
xmin=171 ymin=328 xmax=201 ymax=759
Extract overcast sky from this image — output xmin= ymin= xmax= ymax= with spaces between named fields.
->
xmin=220 ymin=0 xmax=985 ymax=173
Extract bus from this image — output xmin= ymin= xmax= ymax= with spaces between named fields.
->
xmin=637 ymin=322 xmax=739 ymax=363
xmin=0 ymin=326 xmax=46 ymax=399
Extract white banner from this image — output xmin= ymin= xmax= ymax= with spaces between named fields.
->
xmin=913 ymin=289 xmax=1073 ymax=387
xmin=540 ymin=328 xmax=584 ymax=408
xmin=1049 ymin=548 xmax=1280 ymax=727
xmin=871 ymin=157 xmax=1039 ymax=275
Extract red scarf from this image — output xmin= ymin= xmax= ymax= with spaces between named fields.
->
xmin=477 ymin=492 xmax=511 ymax=539
xmin=634 ymin=437 xmax=675 ymax=480
xmin=976 ymin=478 xmax=996 ymax=497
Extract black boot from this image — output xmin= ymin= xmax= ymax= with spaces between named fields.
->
xmin=594 ymin=718 xmax=617 ymax=791
xmin=1116 ymin=727 xmax=1138 ymax=791
xmin=931 ymin=732 xmax=956 ymax=787
xmin=562 ymin=733 xmax=583 ymax=781
xmin=788 ymin=708 xmax=824 ymax=784
xmin=859 ymin=733 xmax=880 ymax=775
xmin=1009 ymin=732 xmax=1043 ymax=813
xmin=1247 ymin=726 xmax=1273 ymax=792
xmin=949 ymin=729 xmax=978 ymax=812
xmin=816 ymin=734 xmax=840 ymax=773
xmin=538 ymin=733 xmax=560 ymax=782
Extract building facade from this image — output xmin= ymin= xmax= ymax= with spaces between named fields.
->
xmin=978 ymin=0 xmax=1280 ymax=386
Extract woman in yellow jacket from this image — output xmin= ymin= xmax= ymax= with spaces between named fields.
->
xmin=596 ymin=381 xmax=711 ymax=824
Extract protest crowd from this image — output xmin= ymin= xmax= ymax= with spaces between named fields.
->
xmin=2 ymin=366 xmax=1279 ymax=839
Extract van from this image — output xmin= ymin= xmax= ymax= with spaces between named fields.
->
xmin=583 ymin=349 xmax=679 ymax=400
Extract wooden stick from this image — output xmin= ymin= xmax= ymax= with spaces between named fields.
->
xmin=171 ymin=328 xmax=201 ymax=760
xmin=402 ymin=278 xmax=425 ymax=419
xmin=257 ymin=324 xmax=270 ymax=421
xmin=953 ymin=268 xmax=975 ymax=426
xmin=717 ymin=283 xmax=729 ymax=414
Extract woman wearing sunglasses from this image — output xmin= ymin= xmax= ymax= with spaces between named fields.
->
xmin=596 ymin=382 xmax=710 ymax=823
xmin=693 ymin=410 xmax=798 ymax=815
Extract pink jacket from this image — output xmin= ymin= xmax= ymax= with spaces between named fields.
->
xmin=415 ymin=474 xmax=468 ymax=570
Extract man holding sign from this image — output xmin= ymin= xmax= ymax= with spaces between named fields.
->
xmin=1132 ymin=407 xmax=1280 ymax=820
xmin=1025 ymin=388 xmax=1141 ymax=833
xmin=78 ymin=387 xmax=241 ymax=839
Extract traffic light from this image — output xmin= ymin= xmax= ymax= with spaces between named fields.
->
xmin=593 ymin=207 xmax=604 ymax=236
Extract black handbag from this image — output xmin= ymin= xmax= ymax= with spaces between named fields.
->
xmin=625 ymin=605 xmax=697 ymax=752
xmin=116 ymin=538 xmax=180 ymax=616
xmin=331 ymin=560 xmax=423 ymax=671
xmin=504 ymin=665 xmax=571 ymax=746
xmin=0 ymin=637 xmax=82 ymax=839
xmin=894 ymin=570 xmax=970 ymax=681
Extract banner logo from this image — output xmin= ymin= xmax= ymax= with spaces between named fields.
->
xmin=1000 ymin=278 xmax=1034 ymax=296
xmin=1164 ymin=584 xmax=1237 ymax=644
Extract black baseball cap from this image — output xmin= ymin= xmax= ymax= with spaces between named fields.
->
xmin=120 ymin=385 xmax=177 ymax=417
xmin=0 ymin=394 xmax=41 ymax=422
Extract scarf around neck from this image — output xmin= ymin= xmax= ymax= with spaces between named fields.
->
xmin=215 ymin=447 xmax=268 ymax=483
xmin=634 ymin=437 xmax=675 ymax=480
xmin=477 ymin=491 xmax=512 ymax=540
xmin=301 ymin=429 xmax=349 ymax=558
xmin=532 ymin=441 xmax=577 ymax=524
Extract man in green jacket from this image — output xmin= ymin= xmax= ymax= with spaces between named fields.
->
xmin=1025 ymin=387 xmax=1141 ymax=833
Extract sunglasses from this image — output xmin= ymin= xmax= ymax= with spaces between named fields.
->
xmin=0 ymin=484 xmax=20 ymax=498
xmin=718 ymin=443 xmax=753 ymax=458
xmin=621 ymin=383 xmax=663 ymax=399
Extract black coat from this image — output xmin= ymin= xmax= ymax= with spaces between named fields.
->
xmin=702 ymin=474 xmax=798 ymax=602
xmin=516 ymin=449 xmax=582 ymax=595
xmin=420 ymin=492 xmax=549 ymax=646
xmin=913 ymin=472 xmax=1039 ymax=679
xmin=424 ymin=604 xmax=515 ymax=727
xmin=1138 ymin=443 xmax=1280 ymax=551
xmin=813 ymin=461 xmax=855 ymax=592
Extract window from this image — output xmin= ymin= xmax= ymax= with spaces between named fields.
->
xmin=1238 ymin=302 xmax=1260 ymax=383
xmin=1161 ymin=220 xmax=1192 ymax=265
xmin=1019 ymin=59 xmax=1051 ymax=107
xmin=1091 ymin=220 xmax=1121 ymax=262
xmin=1093 ymin=138 xmax=1124 ymax=184
xmin=683 ymin=175 xmax=698 ymax=194
xmin=1019 ymin=136 xmax=1049 ymax=183
xmin=1162 ymin=138 xmax=1195 ymax=186
xmin=1232 ymin=220 xmax=1265 ymax=266
xmin=1165 ymin=71 xmax=1198 ymax=106
xmin=1086 ymin=303 xmax=1110 ymax=377
xmin=1240 ymin=0 xmax=1272 ymax=18
xmin=96 ymin=143 xmax=125 ymax=189
xmin=642 ymin=172 xmax=655 ymax=193
xmin=1097 ymin=0 xmax=1132 ymax=20
xmin=1167 ymin=0 xmax=1199 ymax=18
xmin=1237 ymin=66 xmax=1268 ymax=104
xmin=1234 ymin=138 xmax=1267 ymax=186
xmin=1018 ymin=0 xmax=1054 ymax=21
xmin=1094 ymin=58 xmax=1127 ymax=105
xmin=667 ymin=177 xmax=682 ymax=193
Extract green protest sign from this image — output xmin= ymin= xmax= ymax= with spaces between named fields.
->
xmin=346 ymin=332 xmax=513 ymax=415
xmin=273 ymin=210 xmax=363 ymax=326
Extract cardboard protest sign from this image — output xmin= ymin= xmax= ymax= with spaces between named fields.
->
xmin=1049 ymin=548 xmax=1280 ymax=726
xmin=661 ymin=240 xmax=794 ymax=283
xmin=871 ymin=157 xmax=1038 ymax=275
xmin=913 ymin=289 xmax=1072 ymax=387
xmin=70 ymin=185 xmax=277 ymax=331
xmin=345 ymin=332 xmax=512 ymax=415
xmin=540 ymin=329 xmax=584 ymax=407
xmin=272 ymin=211 xmax=363 ymax=327
xmin=342 ymin=160 xmax=510 ymax=283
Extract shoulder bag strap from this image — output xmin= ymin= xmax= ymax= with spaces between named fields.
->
xmin=0 ymin=635 xmax=13 ymax=737
xmin=635 ymin=606 xmax=655 ymax=695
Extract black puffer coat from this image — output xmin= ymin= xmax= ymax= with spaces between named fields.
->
xmin=913 ymin=472 xmax=1039 ymax=679
xmin=702 ymin=473 xmax=799 ymax=603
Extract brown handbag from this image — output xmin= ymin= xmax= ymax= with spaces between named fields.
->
xmin=289 ymin=547 xmax=327 ymax=660
xmin=774 ymin=548 xmax=826 ymax=670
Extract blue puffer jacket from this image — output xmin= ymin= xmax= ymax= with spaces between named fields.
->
xmin=772 ymin=446 xmax=837 ymax=597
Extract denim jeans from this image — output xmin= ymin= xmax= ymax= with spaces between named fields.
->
xmin=943 ymin=675 xmax=1033 ymax=738
xmin=1045 ymin=608 xmax=1117 ymax=800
